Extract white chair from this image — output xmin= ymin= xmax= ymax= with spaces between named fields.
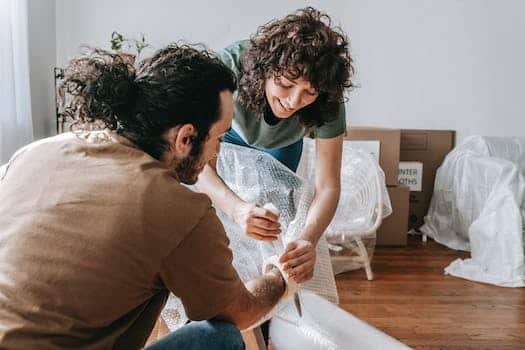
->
xmin=297 ymin=138 xmax=392 ymax=280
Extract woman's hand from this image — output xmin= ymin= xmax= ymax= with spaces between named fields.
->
xmin=232 ymin=202 xmax=281 ymax=241
xmin=279 ymin=239 xmax=316 ymax=283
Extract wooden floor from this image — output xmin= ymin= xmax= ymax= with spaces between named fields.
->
xmin=337 ymin=236 xmax=525 ymax=350
xmin=147 ymin=236 xmax=525 ymax=349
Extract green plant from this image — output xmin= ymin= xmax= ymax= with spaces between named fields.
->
xmin=134 ymin=33 xmax=149 ymax=57
xmin=109 ymin=31 xmax=151 ymax=59
xmin=110 ymin=31 xmax=125 ymax=52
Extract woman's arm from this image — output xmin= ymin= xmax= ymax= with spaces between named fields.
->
xmin=280 ymin=134 xmax=343 ymax=282
xmin=302 ymin=134 xmax=343 ymax=244
xmin=196 ymin=158 xmax=281 ymax=241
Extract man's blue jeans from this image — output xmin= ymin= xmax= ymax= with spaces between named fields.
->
xmin=144 ymin=319 xmax=245 ymax=350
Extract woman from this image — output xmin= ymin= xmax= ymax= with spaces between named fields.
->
xmin=198 ymin=7 xmax=354 ymax=284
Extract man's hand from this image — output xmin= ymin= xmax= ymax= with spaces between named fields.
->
xmin=232 ymin=202 xmax=281 ymax=241
xmin=279 ymin=239 xmax=316 ymax=283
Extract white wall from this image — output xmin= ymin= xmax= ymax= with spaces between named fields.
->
xmin=345 ymin=0 xmax=525 ymax=141
xmin=52 ymin=0 xmax=525 ymax=143
xmin=28 ymin=0 xmax=56 ymax=139
xmin=55 ymin=0 xmax=347 ymax=64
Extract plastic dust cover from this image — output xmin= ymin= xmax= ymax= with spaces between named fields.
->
xmin=162 ymin=142 xmax=339 ymax=330
xmin=421 ymin=136 xmax=525 ymax=287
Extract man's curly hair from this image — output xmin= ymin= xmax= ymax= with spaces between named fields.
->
xmin=238 ymin=7 xmax=355 ymax=128
xmin=59 ymin=44 xmax=236 ymax=160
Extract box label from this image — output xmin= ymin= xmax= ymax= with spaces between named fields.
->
xmin=398 ymin=161 xmax=423 ymax=191
xmin=347 ymin=140 xmax=380 ymax=163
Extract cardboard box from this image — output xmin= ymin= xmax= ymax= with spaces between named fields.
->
xmin=400 ymin=129 xmax=455 ymax=229
xmin=376 ymin=185 xmax=410 ymax=246
xmin=346 ymin=127 xmax=401 ymax=186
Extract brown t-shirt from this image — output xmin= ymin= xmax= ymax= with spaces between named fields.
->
xmin=0 ymin=132 xmax=243 ymax=350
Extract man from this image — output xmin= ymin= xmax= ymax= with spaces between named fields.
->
xmin=0 ymin=45 xmax=287 ymax=349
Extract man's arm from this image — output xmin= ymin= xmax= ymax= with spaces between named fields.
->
xmin=197 ymin=161 xmax=245 ymax=223
xmin=216 ymin=266 xmax=285 ymax=330
xmin=197 ymin=160 xmax=281 ymax=241
xmin=160 ymin=203 xmax=286 ymax=328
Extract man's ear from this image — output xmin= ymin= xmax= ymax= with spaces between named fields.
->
xmin=165 ymin=124 xmax=196 ymax=158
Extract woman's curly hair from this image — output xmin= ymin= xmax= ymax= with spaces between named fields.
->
xmin=238 ymin=7 xmax=355 ymax=128
xmin=59 ymin=44 xmax=236 ymax=160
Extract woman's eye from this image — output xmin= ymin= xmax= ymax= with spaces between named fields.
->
xmin=275 ymin=77 xmax=292 ymax=88
xmin=306 ymin=89 xmax=317 ymax=96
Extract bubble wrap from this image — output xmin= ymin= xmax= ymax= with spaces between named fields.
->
xmin=161 ymin=142 xmax=339 ymax=331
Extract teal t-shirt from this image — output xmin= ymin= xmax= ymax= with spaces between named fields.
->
xmin=217 ymin=40 xmax=346 ymax=149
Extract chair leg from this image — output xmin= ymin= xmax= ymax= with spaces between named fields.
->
xmin=355 ymin=238 xmax=373 ymax=281
xmin=242 ymin=326 xmax=267 ymax=350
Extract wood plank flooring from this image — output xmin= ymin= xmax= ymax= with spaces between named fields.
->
xmin=147 ymin=236 xmax=525 ymax=349
xmin=337 ymin=236 xmax=525 ymax=349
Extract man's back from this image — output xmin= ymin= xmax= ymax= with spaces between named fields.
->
xmin=0 ymin=132 xmax=241 ymax=349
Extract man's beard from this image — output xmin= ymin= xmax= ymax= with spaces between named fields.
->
xmin=172 ymin=139 xmax=205 ymax=185
xmin=174 ymin=154 xmax=204 ymax=185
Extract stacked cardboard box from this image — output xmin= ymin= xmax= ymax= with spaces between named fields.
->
xmin=376 ymin=185 xmax=410 ymax=246
xmin=346 ymin=127 xmax=409 ymax=246
xmin=346 ymin=127 xmax=400 ymax=186
xmin=344 ymin=127 xmax=456 ymax=244
xmin=399 ymin=130 xmax=456 ymax=229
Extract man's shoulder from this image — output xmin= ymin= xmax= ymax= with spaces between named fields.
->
xmin=146 ymin=172 xmax=211 ymax=208
xmin=141 ymin=171 xmax=213 ymax=232
xmin=8 ymin=132 xmax=77 ymax=157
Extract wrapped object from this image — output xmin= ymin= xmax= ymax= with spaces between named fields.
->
xmin=162 ymin=142 xmax=339 ymax=330
xmin=297 ymin=138 xmax=392 ymax=277
xmin=421 ymin=136 xmax=525 ymax=287
xmin=215 ymin=143 xmax=339 ymax=302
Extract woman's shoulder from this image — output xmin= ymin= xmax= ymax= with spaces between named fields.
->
xmin=216 ymin=40 xmax=251 ymax=77
xmin=311 ymin=103 xmax=347 ymax=139
xmin=220 ymin=40 xmax=251 ymax=56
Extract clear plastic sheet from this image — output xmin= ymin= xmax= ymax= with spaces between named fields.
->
xmin=421 ymin=136 xmax=525 ymax=287
xmin=269 ymin=290 xmax=411 ymax=350
xmin=0 ymin=163 xmax=7 ymax=181
xmin=297 ymin=138 xmax=392 ymax=274
xmin=162 ymin=142 xmax=339 ymax=330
